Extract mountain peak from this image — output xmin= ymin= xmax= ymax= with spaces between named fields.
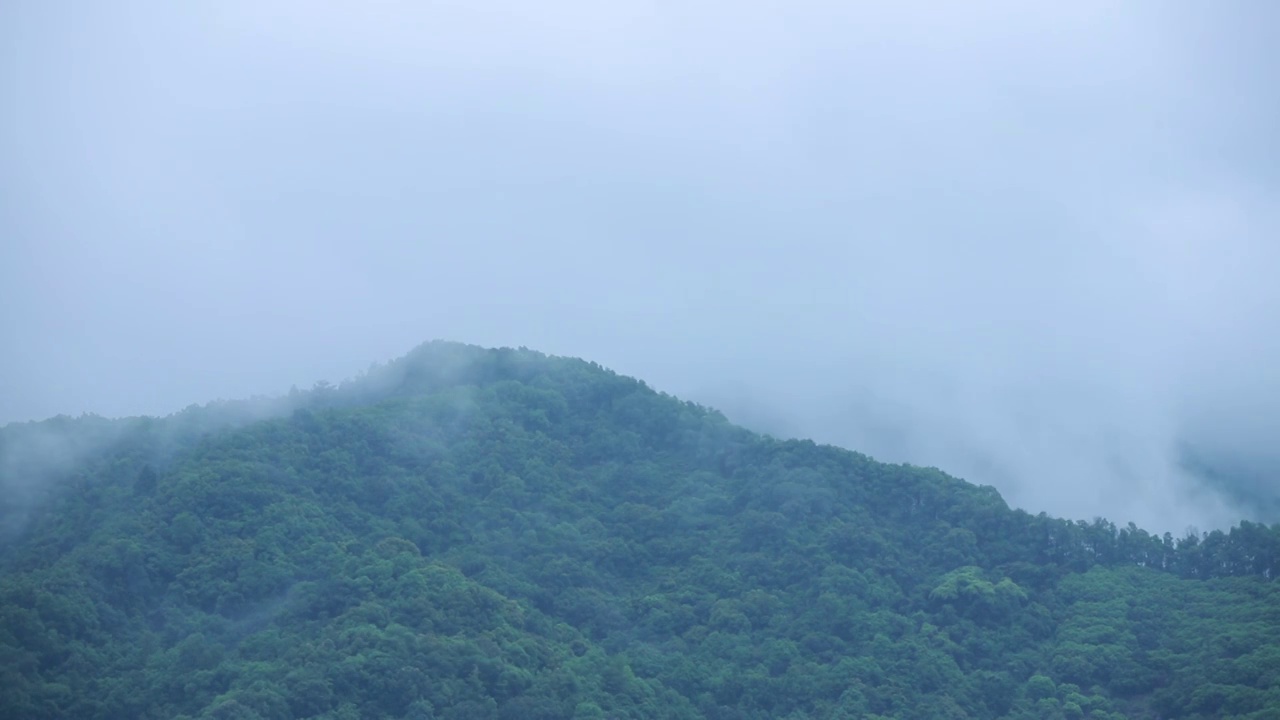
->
xmin=1 ymin=342 xmax=1277 ymax=720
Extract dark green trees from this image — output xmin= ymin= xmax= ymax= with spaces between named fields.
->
xmin=1 ymin=342 xmax=1277 ymax=719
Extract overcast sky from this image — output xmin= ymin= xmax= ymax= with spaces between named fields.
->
xmin=2 ymin=1 xmax=1277 ymax=532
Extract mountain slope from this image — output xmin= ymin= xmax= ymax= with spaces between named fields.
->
xmin=2 ymin=342 xmax=1278 ymax=720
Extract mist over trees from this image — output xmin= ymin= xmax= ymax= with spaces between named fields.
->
xmin=5 ymin=3 xmax=1276 ymax=717
xmin=2 ymin=343 xmax=1277 ymax=719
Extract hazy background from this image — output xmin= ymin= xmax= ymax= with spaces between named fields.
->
xmin=2 ymin=1 xmax=1277 ymax=533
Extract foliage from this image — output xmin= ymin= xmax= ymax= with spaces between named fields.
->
xmin=1 ymin=341 xmax=1278 ymax=719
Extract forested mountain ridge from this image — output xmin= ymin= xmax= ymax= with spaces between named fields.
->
xmin=2 ymin=342 xmax=1278 ymax=720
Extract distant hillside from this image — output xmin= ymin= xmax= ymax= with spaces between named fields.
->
xmin=1179 ymin=443 xmax=1280 ymax=524
xmin=2 ymin=341 xmax=1278 ymax=720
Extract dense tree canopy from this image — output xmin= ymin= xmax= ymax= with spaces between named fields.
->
xmin=2 ymin=342 xmax=1278 ymax=719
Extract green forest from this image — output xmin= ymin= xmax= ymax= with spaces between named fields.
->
xmin=2 ymin=342 xmax=1278 ymax=719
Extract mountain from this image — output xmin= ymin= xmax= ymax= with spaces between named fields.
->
xmin=2 ymin=341 xmax=1278 ymax=720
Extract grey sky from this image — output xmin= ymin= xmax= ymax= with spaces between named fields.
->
xmin=2 ymin=1 xmax=1277 ymax=532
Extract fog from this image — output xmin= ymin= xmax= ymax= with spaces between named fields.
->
xmin=2 ymin=1 xmax=1277 ymax=533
